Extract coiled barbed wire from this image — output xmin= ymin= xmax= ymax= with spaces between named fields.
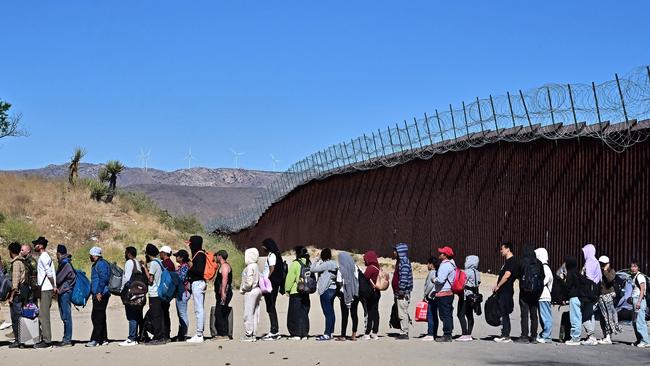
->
xmin=208 ymin=65 xmax=650 ymax=234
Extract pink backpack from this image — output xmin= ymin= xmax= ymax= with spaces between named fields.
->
xmin=258 ymin=275 xmax=272 ymax=294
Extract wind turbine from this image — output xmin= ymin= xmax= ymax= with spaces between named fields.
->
xmin=138 ymin=148 xmax=151 ymax=172
xmin=270 ymin=154 xmax=281 ymax=171
xmin=230 ymin=149 xmax=244 ymax=169
xmin=186 ymin=147 xmax=196 ymax=169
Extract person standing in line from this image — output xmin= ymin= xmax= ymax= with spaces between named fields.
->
xmin=565 ymin=256 xmax=582 ymax=346
xmin=421 ymin=256 xmax=439 ymax=342
xmin=457 ymin=255 xmax=480 ymax=342
xmin=493 ymin=242 xmax=518 ymax=343
xmin=214 ymin=250 xmax=233 ymax=340
xmin=596 ymin=256 xmax=621 ymax=345
xmin=186 ymin=235 xmax=207 ymax=343
xmin=363 ymin=251 xmax=381 ymax=340
xmin=54 ymin=244 xmax=76 ymax=347
xmin=143 ymin=243 xmax=166 ymax=345
xmin=261 ymin=238 xmax=283 ymax=341
xmin=241 ymin=248 xmax=263 ymax=342
xmin=517 ymin=245 xmax=543 ymax=344
xmin=33 ymin=236 xmax=55 ymax=349
xmin=434 ymin=246 xmax=456 ymax=343
xmin=310 ymin=248 xmax=338 ymax=341
xmin=535 ymin=248 xmax=554 ymax=344
xmin=579 ymin=244 xmax=601 ymax=346
xmin=392 ymin=243 xmax=413 ymax=340
xmin=86 ymin=247 xmax=111 ymax=347
xmin=336 ymin=251 xmax=361 ymax=341
xmin=174 ymin=249 xmax=191 ymax=342
xmin=285 ymin=246 xmax=311 ymax=340
xmin=119 ymin=246 xmax=143 ymax=347
xmin=630 ymin=259 xmax=649 ymax=348
xmin=7 ymin=242 xmax=28 ymax=349
xmin=159 ymin=245 xmax=175 ymax=341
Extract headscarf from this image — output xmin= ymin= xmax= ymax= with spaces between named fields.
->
xmin=363 ymin=251 xmax=379 ymax=267
xmin=338 ymin=251 xmax=358 ymax=305
xmin=582 ymin=244 xmax=602 ymax=283
xmin=244 ymin=248 xmax=259 ymax=266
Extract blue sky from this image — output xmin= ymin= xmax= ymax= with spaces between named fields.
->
xmin=1 ymin=1 xmax=649 ymax=172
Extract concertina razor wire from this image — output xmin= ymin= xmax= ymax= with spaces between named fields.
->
xmin=208 ymin=65 xmax=650 ymax=234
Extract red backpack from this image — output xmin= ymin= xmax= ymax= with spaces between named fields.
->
xmin=450 ymin=263 xmax=467 ymax=295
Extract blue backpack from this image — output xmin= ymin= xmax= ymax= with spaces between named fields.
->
xmin=71 ymin=269 xmax=91 ymax=307
xmin=156 ymin=260 xmax=180 ymax=302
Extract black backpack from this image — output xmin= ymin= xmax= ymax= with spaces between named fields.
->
xmin=120 ymin=260 xmax=148 ymax=307
xmin=579 ymin=275 xmax=600 ymax=303
xmin=484 ymin=294 xmax=501 ymax=327
xmin=520 ymin=258 xmax=544 ymax=296
xmin=550 ymin=272 xmax=568 ymax=305
xmin=296 ymin=260 xmax=317 ymax=294
xmin=358 ymin=268 xmax=373 ymax=299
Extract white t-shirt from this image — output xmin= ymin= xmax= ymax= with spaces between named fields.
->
xmin=148 ymin=260 xmax=162 ymax=297
xmin=122 ymin=259 xmax=142 ymax=290
xmin=262 ymin=253 xmax=277 ymax=277
xmin=37 ymin=252 xmax=55 ymax=291
xmin=632 ymin=273 xmax=647 ymax=298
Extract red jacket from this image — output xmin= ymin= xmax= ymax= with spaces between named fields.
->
xmin=363 ymin=251 xmax=380 ymax=285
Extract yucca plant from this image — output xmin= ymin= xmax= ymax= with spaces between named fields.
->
xmin=103 ymin=160 xmax=124 ymax=203
xmin=68 ymin=148 xmax=86 ymax=186
xmin=87 ymin=179 xmax=109 ymax=202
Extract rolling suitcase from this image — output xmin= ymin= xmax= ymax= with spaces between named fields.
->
xmin=210 ymin=305 xmax=234 ymax=339
xmin=19 ymin=317 xmax=40 ymax=346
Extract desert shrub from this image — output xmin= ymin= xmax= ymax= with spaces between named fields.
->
xmin=204 ymin=234 xmax=244 ymax=287
xmin=0 ymin=211 xmax=5 ymax=224
xmin=0 ymin=216 xmax=38 ymax=244
xmin=117 ymin=191 xmax=161 ymax=216
xmin=95 ymin=220 xmax=111 ymax=232
xmin=170 ymin=215 xmax=203 ymax=234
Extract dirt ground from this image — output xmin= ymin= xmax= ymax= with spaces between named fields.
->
xmin=0 ymin=262 xmax=648 ymax=366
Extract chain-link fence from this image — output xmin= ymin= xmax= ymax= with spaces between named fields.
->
xmin=208 ymin=65 xmax=650 ymax=233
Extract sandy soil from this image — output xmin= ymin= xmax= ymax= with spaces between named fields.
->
xmin=0 ymin=262 xmax=647 ymax=366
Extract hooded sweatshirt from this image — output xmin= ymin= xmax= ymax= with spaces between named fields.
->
xmin=534 ymin=248 xmax=553 ymax=302
xmin=519 ymin=245 xmax=544 ymax=302
xmin=565 ymin=256 xmax=580 ymax=299
xmin=338 ymin=252 xmax=359 ymax=306
xmin=240 ymin=248 xmax=260 ymax=294
xmin=56 ymin=256 xmax=76 ymax=295
xmin=424 ymin=268 xmax=437 ymax=299
xmin=464 ymin=255 xmax=480 ymax=297
xmin=187 ymin=236 xmax=206 ymax=283
xmin=310 ymin=257 xmax=338 ymax=295
xmin=582 ymin=244 xmax=602 ymax=284
xmin=392 ymin=243 xmax=413 ymax=294
xmin=363 ymin=251 xmax=380 ymax=287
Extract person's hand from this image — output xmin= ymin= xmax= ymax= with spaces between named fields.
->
xmin=492 ymin=286 xmax=498 ymax=293
xmin=604 ymin=263 xmax=610 ymax=271
xmin=637 ymin=302 xmax=642 ymax=310
xmin=96 ymin=293 xmax=103 ymax=301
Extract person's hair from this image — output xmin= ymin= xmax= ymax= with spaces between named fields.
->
xmin=428 ymin=256 xmax=436 ymax=264
xmin=631 ymin=258 xmax=640 ymax=267
xmin=500 ymin=241 xmax=513 ymax=251
xmin=321 ymin=248 xmax=332 ymax=261
xmin=294 ymin=245 xmax=307 ymax=259
xmin=125 ymin=246 xmax=137 ymax=258
xmin=9 ymin=242 xmax=21 ymax=255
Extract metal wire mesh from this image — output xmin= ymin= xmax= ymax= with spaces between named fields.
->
xmin=208 ymin=65 xmax=650 ymax=233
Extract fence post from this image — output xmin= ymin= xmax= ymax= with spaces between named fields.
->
xmin=395 ymin=123 xmax=404 ymax=152
xmin=615 ymin=73 xmax=630 ymax=134
xmin=363 ymin=134 xmax=372 ymax=162
xmin=414 ymin=117 xmax=423 ymax=148
xmin=489 ymin=95 xmax=500 ymax=135
xmin=546 ymin=87 xmax=555 ymax=125
xmin=592 ymin=82 xmax=603 ymax=130
xmin=371 ymin=132 xmax=379 ymax=160
xmin=519 ymin=90 xmax=533 ymax=129
xmin=404 ymin=120 xmax=414 ymax=150
xmin=424 ymin=113 xmax=433 ymax=145
xmin=435 ymin=109 xmax=445 ymax=144
xmin=507 ymin=92 xmax=516 ymax=128
xmin=378 ymin=128 xmax=387 ymax=156
xmin=462 ymin=101 xmax=470 ymax=137
xmin=339 ymin=143 xmax=349 ymax=166
xmin=388 ymin=125 xmax=396 ymax=154
xmin=350 ymin=138 xmax=358 ymax=164
xmin=567 ymin=84 xmax=578 ymax=127
xmin=476 ymin=97 xmax=486 ymax=136
xmin=449 ymin=104 xmax=458 ymax=143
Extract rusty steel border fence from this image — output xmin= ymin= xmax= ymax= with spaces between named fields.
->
xmin=208 ymin=65 xmax=650 ymax=233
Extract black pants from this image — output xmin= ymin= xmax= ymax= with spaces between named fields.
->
xmin=149 ymin=297 xmax=165 ymax=341
xmin=162 ymin=300 xmax=171 ymax=340
xmin=287 ymin=293 xmax=310 ymax=337
xmin=215 ymin=290 xmax=233 ymax=336
xmin=437 ymin=295 xmax=454 ymax=337
xmin=498 ymin=292 xmax=514 ymax=337
xmin=365 ymin=292 xmax=380 ymax=335
xmin=263 ymin=285 xmax=279 ymax=334
xmin=91 ymin=295 xmax=109 ymax=343
xmin=457 ymin=294 xmax=475 ymax=335
xmin=519 ymin=297 xmax=539 ymax=339
xmin=338 ymin=292 xmax=360 ymax=336
xmin=10 ymin=295 xmax=23 ymax=343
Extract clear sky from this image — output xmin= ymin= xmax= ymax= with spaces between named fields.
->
xmin=1 ymin=1 xmax=649 ymax=172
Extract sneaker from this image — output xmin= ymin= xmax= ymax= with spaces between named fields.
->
xmin=5 ymin=331 xmax=15 ymax=339
xmin=536 ymin=338 xmax=548 ymax=344
xmin=119 ymin=339 xmax=138 ymax=347
xmin=241 ymin=335 xmax=257 ymax=342
xmin=300 ymin=337 xmax=309 ymax=341
xmin=565 ymin=339 xmax=581 ymax=346
xmin=0 ymin=321 xmax=12 ymax=330
xmin=515 ymin=337 xmax=529 ymax=344
xmin=8 ymin=342 xmax=22 ymax=349
xmin=396 ymin=334 xmax=409 ymax=340
xmin=85 ymin=341 xmax=98 ymax=348
xmin=597 ymin=336 xmax=612 ymax=345
xmin=581 ymin=337 xmax=598 ymax=346
xmin=363 ymin=335 xmax=371 ymax=340
xmin=315 ymin=335 xmax=332 ymax=341
xmin=34 ymin=342 xmax=53 ymax=349
xmin=494 ymin=337 xmax=513 ymax=343
xmin=58 ymin=341 xmax=73 ymax=347
xmin=186 ymin=335 xmax=204 ymax=343
xmin=289 ymin=336 xmax=302 ymax=341
xmin=370 ymin=333 xmax=379 ymax=340
xmin=262 ymin=333 xmax=281 ymax=341
xmin=421 ymin=335 xmax=435 ymax=342
xmin=438 ymin=336 xmax=452 ymax=342
xmin=456 ymin=335 xmax=473 ymax=342
xmin=637 ymin=342 xmax=650 ymax=348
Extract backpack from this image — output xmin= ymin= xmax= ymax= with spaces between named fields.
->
xmin=372 ymin=265 xmax=390 ymax=291
xmin=19 ymin=258 xmax=38 ymax=301
xmin=71 ymin=269 xmax=91 ymax=307
xmin=358 ymin=268 xmax=374 ymax=299
xmin=449 ymin=263 xmax=467 ymax=295
xmin=579 ymin=275 xmax=600 ymax=303
xmin=520 ymin=257 xmax=544 ymax=296
xmin=156 ymin=260 xmax=181 ymax=303
xmin=296 ymin=260 xmax=317 ymax=294
xmin=633 ymin=273 xmax=650 ymax=320
xmin=121 ymin=260 xmax=148 ymax=307
xmin=550 ymin=272 xmax=568 ymax=305
xmin=0 ymin=269 xmax=11 ymax=301
xmin=193 ymin=251 xmax=218 ymax=281
xmin=108 ymin=262 xmax=124 ymax=295
xmin=484 ymin=294 xmax=502 ymax=327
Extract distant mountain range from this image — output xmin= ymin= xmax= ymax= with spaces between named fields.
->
xmin=6 ymin=163 xmax=280 ymax=225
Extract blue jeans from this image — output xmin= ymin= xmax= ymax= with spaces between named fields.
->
xmin=176 ymin=291 xmax=190 ymax=338
xmin=125 ymin=304 xmax=143 ymax=341
xmin=632 ymin=296 xmax=650 ymax=344
xmin=192 ymin=280 xmax=206 ymax=336
xmin=538 ymin=301 xmax=552 ymax=341
xmin=58 ymin=291 xmax=73 ymax=343
xmin=427 ymin=298 xmax=439 ymax=337
xmin=569 ymin=297 xmax=582 ymax=341
xmin=437 ymin=295 xmax=454 ymax=337
xmin=320 ymin=289 xmax=337 ymax=336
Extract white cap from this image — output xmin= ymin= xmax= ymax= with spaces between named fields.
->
xmin=160 ymin=246 xmax=173 ymax=255
xmin=598 ymin=255 xmax=610 ymax=264
xmin=89 ymin=246 xmax=102 ymax=257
